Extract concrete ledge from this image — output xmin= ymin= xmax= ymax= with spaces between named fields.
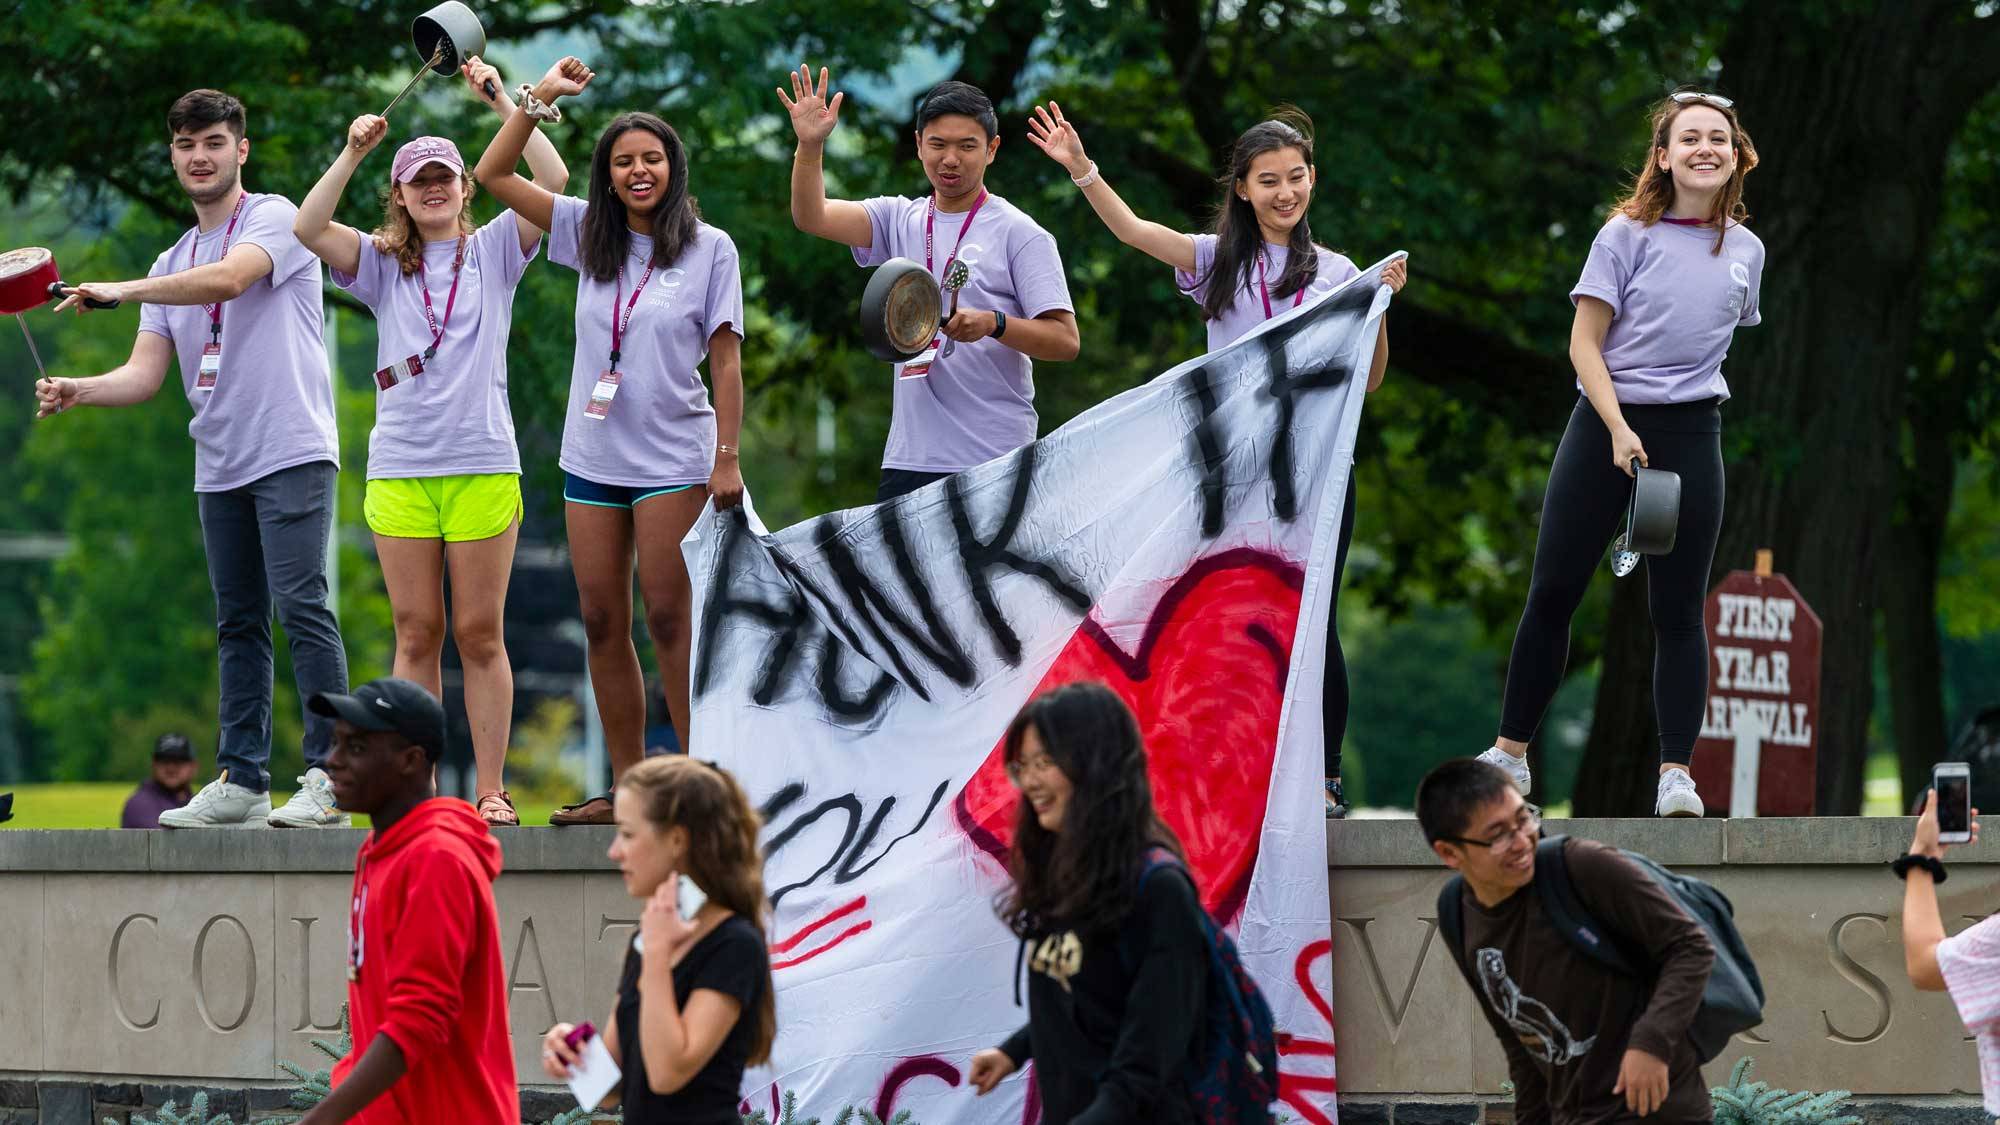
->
xmin=1326 ymin=816 xmax=1966 ymax=867
xmin=0 ymin=826 xmax=620 ymax=874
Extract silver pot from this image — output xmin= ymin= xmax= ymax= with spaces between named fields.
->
xmin=412 ymin=1 xmax=486 ymax=74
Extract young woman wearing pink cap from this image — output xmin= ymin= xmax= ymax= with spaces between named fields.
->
xmin=293 ymin=56 xmax=570 ymax=826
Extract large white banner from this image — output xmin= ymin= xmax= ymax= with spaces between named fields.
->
xmin=690 ymin=256 xmax=1399 ymax=1125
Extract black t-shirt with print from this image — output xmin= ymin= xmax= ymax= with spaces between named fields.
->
xmin=997 ymin=863 xmax=1208 ymax=1125
xmin=615 ymin=914 xmax=768 ymax=1125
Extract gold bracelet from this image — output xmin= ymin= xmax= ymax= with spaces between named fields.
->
xmin=792 ymin=150 xmax=822 ymax=166
xmin=717 ymin=443 xmax=739 ymax=457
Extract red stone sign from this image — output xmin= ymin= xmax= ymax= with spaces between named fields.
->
xmin=1690 ymin=566 xmax=1823 ymax=816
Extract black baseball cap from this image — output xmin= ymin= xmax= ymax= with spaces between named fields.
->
xmin=309 ymin=678 xmax=446 ymax=760
xmin=153 ymin=733 xmax=194 ymax=761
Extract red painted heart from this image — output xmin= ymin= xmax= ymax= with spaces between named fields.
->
xmin=953 ymin=547 xmax=1304 ymax=922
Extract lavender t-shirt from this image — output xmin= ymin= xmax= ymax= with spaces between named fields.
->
xmin=1569 ymin=215 xmax=1765 ymax=405
xmin=1175 ymin=234 xmax=1360 ymax=352
xmin=138 ymin=192 xmax=340 ymax=492
xmin=331 ymin=212 xmax=538 ymax=479
xmin=853 ymin=193 xmax=1073 ymax=473
xmin=548 ymin=195 xmax=743 ymax=488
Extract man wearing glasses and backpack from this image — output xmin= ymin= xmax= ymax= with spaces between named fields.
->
xmin=1415 ymin=758 xmax=1726 ymax=1122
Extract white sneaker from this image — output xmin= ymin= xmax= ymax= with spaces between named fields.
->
xmin=1477 ymin=747 xmax=1533 ymax=795
xmin=1656 ymin=767 xmax=1705 ymax=818
xmin=269 ymin=768 xmax=350 ymax=828
xmin=158 ymin=773 xmax=271 ymax=829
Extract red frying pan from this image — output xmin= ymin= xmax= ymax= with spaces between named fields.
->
xmin=0 ymin=246 xmax=118 ymax=383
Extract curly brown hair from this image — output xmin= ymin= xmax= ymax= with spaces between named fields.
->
xmin=1612 ymin=91 xmax=1759 ymax=256
xmin=617 ymin=755 xmax=776 ymax=1066
xmin=370 ymin=171 xmax=478 ymax=277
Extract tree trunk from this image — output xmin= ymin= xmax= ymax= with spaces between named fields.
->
xmin=1573 ymin=574 xmax=1661 ymax=815
xmin=1584 ymin=2 xmax=1999 ymax=815
xmin=1880 ymin=442 xmax=1954 ymax=813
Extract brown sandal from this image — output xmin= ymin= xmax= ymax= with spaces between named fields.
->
xmin=549 ymin=794 xmax=614 ymax=826
xmin=476 ymin=790 xmax=519 ymax=827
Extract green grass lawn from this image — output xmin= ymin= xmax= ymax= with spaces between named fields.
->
xmin=1 ymin=782 xmax=569 ymax=830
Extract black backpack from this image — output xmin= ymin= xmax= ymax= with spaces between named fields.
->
xmin=1435 ymin=834 xmax=1764 ymax=1063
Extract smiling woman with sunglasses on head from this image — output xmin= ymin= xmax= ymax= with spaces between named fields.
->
xmin=1479 ymin=89 xmax=1764 ymax=818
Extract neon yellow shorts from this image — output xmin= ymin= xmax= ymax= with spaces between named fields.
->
xmin=364 ymin=474 xmax=522 ymax=542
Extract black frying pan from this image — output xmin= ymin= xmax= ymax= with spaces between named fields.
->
xmin=1610 ymin=458 xmax=1681 ymax=577
xmin=860 ymin=257 xmax=942 ymax=363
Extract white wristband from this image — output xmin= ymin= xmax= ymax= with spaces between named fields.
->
xmin=1070 ymin=161 xmax=1100 ymax=188
xmin=516 ymin=84 xmax=563 ymax=124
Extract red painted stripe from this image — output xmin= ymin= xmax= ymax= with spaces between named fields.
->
xmin=771 ymin=920 xmax=873 ymax=970
xmin=1279 ymin=1038 xmax=1335 ymax=1057
xmin=770 ymin=895 xmax=868 ymax=954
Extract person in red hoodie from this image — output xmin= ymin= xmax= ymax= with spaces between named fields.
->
xmin=298 ymin=677 xmax=519 ymax=1125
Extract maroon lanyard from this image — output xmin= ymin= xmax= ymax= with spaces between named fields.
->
xmin=924 ymin=189 xmax=989 ymax=277
xmin=609 ymin=259 xmax=656 ymax=374
xmin=1257 ymin=248 xmax=1308 ymax=320
xmin=416 ymin=237 xmax=467 ymax=361
xmin=187 ymin=192 xmax=249 ymax=342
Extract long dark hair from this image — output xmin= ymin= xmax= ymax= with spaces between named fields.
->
xmin=580 ymin=112 xmax=701 ymax=282
xmin=617 ymin=756 xmax=776 ymax=1066
xmin=1612 ymin=91 xmax=1758 ymax=256
xmin=1199 ymin=110 xmax=1320 ymax=322
xmin=995 ymin=683 xmax=1188 ymax=939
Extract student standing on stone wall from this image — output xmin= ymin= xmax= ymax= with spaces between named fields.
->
xmin=1899 ymin=789 xmax=2000 ymax=1123
xmin=476 ymin=58 xmax=748 ymax=824
xmin=781 ymin=67 xmax=1079 ymax=501
xmin=1475 ymin=90 xmax=1764 ymax=818
xmin=1418 ymin=757 xmax=1717 ymax=1123
xmin=294 ymin=55 xmax=568 ymax=829
xmin=38 ymin=88 xmax=349 ymax=831
xmin=1021 ymin=102 xmax=1408 ymax=819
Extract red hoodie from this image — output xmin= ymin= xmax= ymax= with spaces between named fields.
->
xmin=332 ymin=798 xmax=518 ymax=1124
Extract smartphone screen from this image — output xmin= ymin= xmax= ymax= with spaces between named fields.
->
xmin=1938 ymin=771 xmax=1972 ymax=836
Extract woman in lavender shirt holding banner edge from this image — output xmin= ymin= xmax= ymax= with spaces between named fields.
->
xmin=1478 ymin=90 xmax=1766 ymax=817
xmin=476 ymin=58 xmax=749 ymax=825
xmin=1025 ymin=103 xmax=1406 ymax=819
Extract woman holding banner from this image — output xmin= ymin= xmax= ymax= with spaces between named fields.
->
xmin=1478 ymin=91 xmax=1763 ymax=817
xmin=539 ymin=756 xmax=774 ymax=1123
xmin=293 ymin=56 xmax=567 ymax=826
xmin=967 ymin=683 xmax=1214 ymax=1123
xmin=475 ymin=58 xmax=747 ymax=824
xmin=1025 ymin=106 xmax=1406 ymax=818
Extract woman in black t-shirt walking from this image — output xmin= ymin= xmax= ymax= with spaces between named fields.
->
xmin=968 ymin=682 xmax=1212 ymax=1124
xmin=541 ymin=756 xmax=774 ymax=1123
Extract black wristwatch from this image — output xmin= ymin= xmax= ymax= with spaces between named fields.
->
xmin=1891 ymin=853 xmax=1948 ymax=883
xmin=990 ymin=309 xmax=1007 ymax=339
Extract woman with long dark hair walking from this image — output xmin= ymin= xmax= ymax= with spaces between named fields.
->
xmin=966 ymin=682 xmax=1212 ymax=1123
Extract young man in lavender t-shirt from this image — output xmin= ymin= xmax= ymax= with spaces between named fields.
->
xmin=38 ymin=89 xmax=347 ymax=830
xmin=781 ymin=68 xmax=1079 ymax=501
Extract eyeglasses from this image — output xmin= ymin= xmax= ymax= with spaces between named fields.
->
xmin=1005 ymin=754 xmax=1059 ymax=788
xmin=1441 ymin=805 xmax=1542 ymax=852
xmin=1670 ymin=90 xmax=1734 ymax=109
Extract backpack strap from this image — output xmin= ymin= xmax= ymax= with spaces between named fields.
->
xmin=1434 ymin=875 xmax=1479 ymax=993
xmin=1534 ymin=835 xmax=1642 ymax=978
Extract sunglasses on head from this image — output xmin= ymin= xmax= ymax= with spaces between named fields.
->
xmin=1671 ymin=90 xmax=1734 ymax=109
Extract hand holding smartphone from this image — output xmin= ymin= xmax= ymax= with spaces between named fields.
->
xmin=1934 ymin=762 xmax=1973 ymax=845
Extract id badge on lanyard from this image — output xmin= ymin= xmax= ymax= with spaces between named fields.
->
xmin=588 ymin=261 xmax=653 ymax=421
xmin=376 ymin=238 xmax=465 ymax=393
xmin=191 ymin=193 xmax=248 ymax=393
xmin=373 ymin=353 xmax=425 ymax=391
xmin=902 ymin=192 xmax=986 ymax=381
xmin=899 ymin=340 xmax=941 ymax=380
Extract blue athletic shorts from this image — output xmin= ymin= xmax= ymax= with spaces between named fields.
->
xmin=562 ymin=472 xmax=696 ymax=509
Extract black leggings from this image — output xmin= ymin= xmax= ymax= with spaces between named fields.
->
xmin=1324 ymin=472 xmax=1356 ymax=779
xmin=1499 ymin=398 xmax=1724 ymax=765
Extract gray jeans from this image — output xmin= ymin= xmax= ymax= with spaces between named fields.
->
xmin=197 ymin=461 xmax=348 ymax=792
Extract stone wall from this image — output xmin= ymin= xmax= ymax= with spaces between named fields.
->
xmin=0 ymin=818 xmax=1993 ymax=1122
